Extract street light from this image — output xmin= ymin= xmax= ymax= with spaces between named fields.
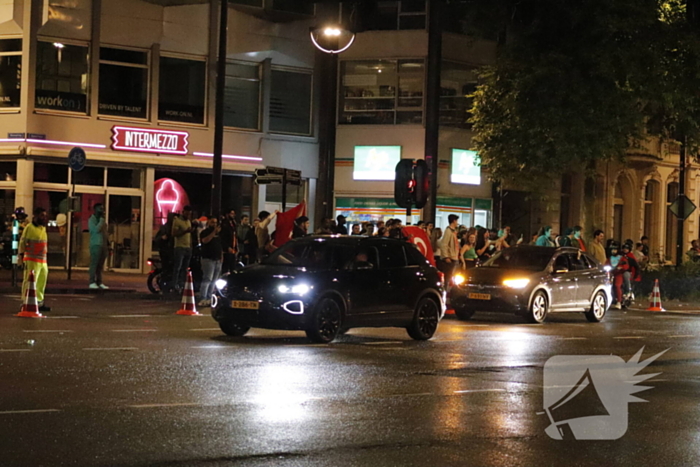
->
xmin=310 ymin=25 xmax=355 ymax=226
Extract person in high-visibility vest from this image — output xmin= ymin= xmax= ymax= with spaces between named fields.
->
xmin=18 ymin=207 xmax=50 ymax=312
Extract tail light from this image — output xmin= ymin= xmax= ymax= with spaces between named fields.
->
xmin=438 ymin=271 xmax=445 ymax=287
xmin=147 ymin=260 xmax=152 ymax=266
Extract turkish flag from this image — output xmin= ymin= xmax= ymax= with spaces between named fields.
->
xmin=403 ymin=226 xmax=435 ymax=266
xmin=275 ymin=202 xmax=307 ymax=247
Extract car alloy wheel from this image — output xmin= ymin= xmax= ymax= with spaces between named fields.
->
xmin=585 ymin=291 xmax=607 ymax=323
xmin=306 ymin=297 xmax=341 ymax=343
xmin=528 ymin=291 xmax=548 ymax=324
xmin=407 ymin=297 xmax=440 ymax=340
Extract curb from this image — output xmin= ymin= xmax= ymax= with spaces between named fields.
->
xmin=628 ymin=307 xmax=700 ymax=315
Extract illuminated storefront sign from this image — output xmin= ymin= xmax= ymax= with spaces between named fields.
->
xmin=111 ymin=126 xmax=189 ymax=155
xmin=353 ymin=146 xmax=401 ymax=181
xmin=451 ymin=149 xmax=481 ymax=185
xmin=154 ymin=178 xmax=190 ymax=225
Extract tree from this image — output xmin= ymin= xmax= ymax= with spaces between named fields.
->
xmin=469 ymin=0 xmax=700 ymax=193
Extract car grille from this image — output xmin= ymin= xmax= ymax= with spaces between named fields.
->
xmin=227 ymin=284 xmax=264 ymax=300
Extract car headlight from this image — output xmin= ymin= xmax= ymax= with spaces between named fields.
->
xmin=503 ymin=278 xmax=530 ymax=289
xmin=215 ymin=279 xmax=228 ymax=291
xmin=603 ymin=265 xmax=612 ymax=272
xmin=278 ymin=284 xmax=310 ymax=295
xmin=452 ymin=274 xmax=467 ymax=286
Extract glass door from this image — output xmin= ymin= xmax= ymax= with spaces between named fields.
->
xmin=107 ymin=194 xmax=142 ymax=270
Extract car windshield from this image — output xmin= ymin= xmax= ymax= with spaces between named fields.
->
xmin=481 ymin=248 xmax=553 ymax=271
xmin=261 ymin=241 xmax=333 ymax=269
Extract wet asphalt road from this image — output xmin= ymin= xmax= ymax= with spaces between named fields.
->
xmin=0 ymin=294 xmax=699 ymax=467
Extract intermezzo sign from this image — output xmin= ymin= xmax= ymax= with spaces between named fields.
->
xmin=111 ymin=126 xmax=189 ymax=155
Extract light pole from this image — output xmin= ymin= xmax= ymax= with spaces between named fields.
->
xmin=211 ymin=0 xmax=228 ymax=218
xmin=310 ymin=26 xmax=355 ymax=226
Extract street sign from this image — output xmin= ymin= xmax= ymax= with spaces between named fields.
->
xmin=253 ymin=167 xmax=303 ymax=185
xmin=68 ymin=146 xmax=86 ymax=172
xmin=286 ymin=169 xmax=302 ymax=186
xmin=669 ymin=194 xmax=697 ymax=221
xmin=254 ymin=167 xmax=283 ymax=185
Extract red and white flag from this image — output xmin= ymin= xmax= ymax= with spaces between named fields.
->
xmin=403 ymin=226 xmax=435 ymax=266
xmin=274 ymin=202 xmax=307 ymax=247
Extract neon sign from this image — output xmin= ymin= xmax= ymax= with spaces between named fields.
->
xmin=112 ymin=126 xmax=189 ymax=155
xmin=154 ymin=178 xmax=189 ymax=225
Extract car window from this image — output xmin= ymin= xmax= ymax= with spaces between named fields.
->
xmin=554 ymin=254 xmax=570 ymax=271
xmin=263 ymin=242 xmax=308 ymax=266
xmin=405 ymin=244 xmax=428 ymax=266
xmin=482 ymin=248 xmax=553 ymax=271
xmin=333 ymin=245 xmax=358 ymax=270
xmin=304 ymin=243 xmax=334 ymax=270
xmin=567 ymin=252 xmax=587 ymax=271
xmin=582 ymin=254 xmax=599 ymax=269
xmin=377 ymin=243 xmax=407 ymax=269
xmin=350 ymin=246 xmax=379 ymax=270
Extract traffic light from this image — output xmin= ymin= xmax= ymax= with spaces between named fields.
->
xmin=394 ymin=159 xmax=430 ymax=209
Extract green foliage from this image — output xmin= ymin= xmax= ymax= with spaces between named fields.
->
xmin=640 ymin=261 xmax=700 ymax=301
xmin=469 ymin=0 xmax=700 ymax=193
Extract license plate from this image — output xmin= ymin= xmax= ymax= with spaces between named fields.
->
xmin=468 ymin=293 xmax=491 ymax=300
xmin=232 ymin=300 xmax=259 ymax=310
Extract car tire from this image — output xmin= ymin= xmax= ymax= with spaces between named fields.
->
xmin=305 ymin=297 xmax=342 ymax=343
xmin=527 ymin=291 xmax=549 ymax=324
xmin=219 ymin=319 xmax=250 ymax=337
xmin=454 ymin=307 xmax=476 ymax=321
xmin=147 ymin=271 xmax=161 ymax=294
xmin=407 ymin=297 xmax=440 ymax=340
xmin=585 ymin=291 xmax=607 ymax=323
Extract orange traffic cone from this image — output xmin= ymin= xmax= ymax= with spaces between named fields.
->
xmin=176 ymin=270 xmax=200 ymax=316
xmin=647 ymin=279 xmax=665 ymax=312
xmin=16 ymin=270 xmax=45 ymax=318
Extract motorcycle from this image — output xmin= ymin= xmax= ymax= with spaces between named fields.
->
xmin=147 ymin=248 xmax=204 ymax=294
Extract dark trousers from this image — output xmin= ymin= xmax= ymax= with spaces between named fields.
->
xmin=438 ymin=259 xmax=457 ymax=287
xmin=89 ymin=245 xmax=107 ymax=285
xmin=222 ymin=252 xmax=237 ymax=274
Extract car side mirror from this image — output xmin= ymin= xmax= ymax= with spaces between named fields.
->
xmin=354 ymin=261 xmax=374 ymax=270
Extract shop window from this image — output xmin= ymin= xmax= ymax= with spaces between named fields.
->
xmin=99 ymin=47 xmax=149 ymax=119
xmin=73 ymin=166 xmax=105 ymax=187
xmin=35 ymin=41 xmax=89 ymax=113
xmin=440 ymin=61 xmax=478 ymax=129
xmin=0 ymin=161 xmax=17 ymax=181
xmin=158 ymin=57 xmax=206 ymax=125
xmin=108 ymin=168 xmax=141 ymax=188
xmin=340 ymin=59 xmax=424 ymax=125
xmin=270 ymin=69 xmax=312 ymax=135
xmin=0 ymin=189 xmax=15 ymax=226
xmin=34 ymin=163 xmax=68 ymax=184
xmin=0 ymin=39 xmax=21 ymax=109
xmin=224 ymin=62 xmax=260 ymax=130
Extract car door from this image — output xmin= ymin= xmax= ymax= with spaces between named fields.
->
xmin=548 ymin=253 xmax=578 ymax=310
xmin=375 ymin=242 xmax=409 ymax=318
xmin=575 ymin=253 xmax=604 ymax=306
xmin=345 ymin=245 xmax=392 ymax=321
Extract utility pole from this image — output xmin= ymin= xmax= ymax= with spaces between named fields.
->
xmin=423 ymin=0 xmax=442 ymax=223
xmin=211 ymin=0 xmax=228 ymax=218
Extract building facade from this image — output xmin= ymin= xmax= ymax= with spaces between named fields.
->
xmin=0 ymin=0 xmax=319 ymax=273
xmin=316 ymin=1 xmax=497 ymax=230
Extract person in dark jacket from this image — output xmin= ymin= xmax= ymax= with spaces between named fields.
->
xmin=219 ymin=208 xmax=238 ymax=274
xmin=292 ymin=216 xmax=309 ymax=239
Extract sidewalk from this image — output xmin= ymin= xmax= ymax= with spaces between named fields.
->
xmin=0 ymin=268 xmax=149 ymax=295
xmin=629 ymin=299 xmax=700 ymax=315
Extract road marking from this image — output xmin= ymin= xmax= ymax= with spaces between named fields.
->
xmin=668 ymin=335 xmax=695 ymax=338
xmin=22 ymin=330 xmax=73 ymax=333
xmin=614 ymin=336 xmax=644 ymax=339
xmin=0 ymin=349 xmax=32 ymax=352
xmin=191 ymin=345 xmax=230 ymax=349
xmin=364 ymin=341 xmax=403 ymax=345
xmin=111 ymin=329 xmax=158 ymax=333
xmin=189 ymin=328 xmax=221 ymax=332
xmin=0 ymin=409 xmax=61 ymax=415
xmin=109 ymin=315 xmax=152 ymax=318
xmin=83 ymin=347 xmax=138 ymax=351
xmin=561 ymin=337 xmax=588 ymax=340
xmin=454 ymin=389 xmax=507 ymax=394
xmin=129 ymin=403 xmax=201 ymax=409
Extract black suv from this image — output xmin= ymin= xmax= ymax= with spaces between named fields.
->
xmin=211 ymin=236 xmax=446 ymax=343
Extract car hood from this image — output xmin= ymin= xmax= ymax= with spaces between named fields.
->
xmin=228 ymin=264 xmax=309 ymax=286
xmin=465 ymin=267 xmax=542 ymax=285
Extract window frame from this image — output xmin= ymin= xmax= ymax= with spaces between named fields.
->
xmin=157 ymin=53 xmax=208 ymax=127
xmin=269 ymin=64 xmax=314 ymax=137
xmin=223 ymin=59 xmax=262 ymax=132
xmin=0 ymin=37 xmax=22 ymax=112
xmin=34 ymin=37 xmax=91 ymax=116
xmin=98 ymin=45 xmax=151 ymax=121
xmin=339 ymin=57 xmax=426 ymax=126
